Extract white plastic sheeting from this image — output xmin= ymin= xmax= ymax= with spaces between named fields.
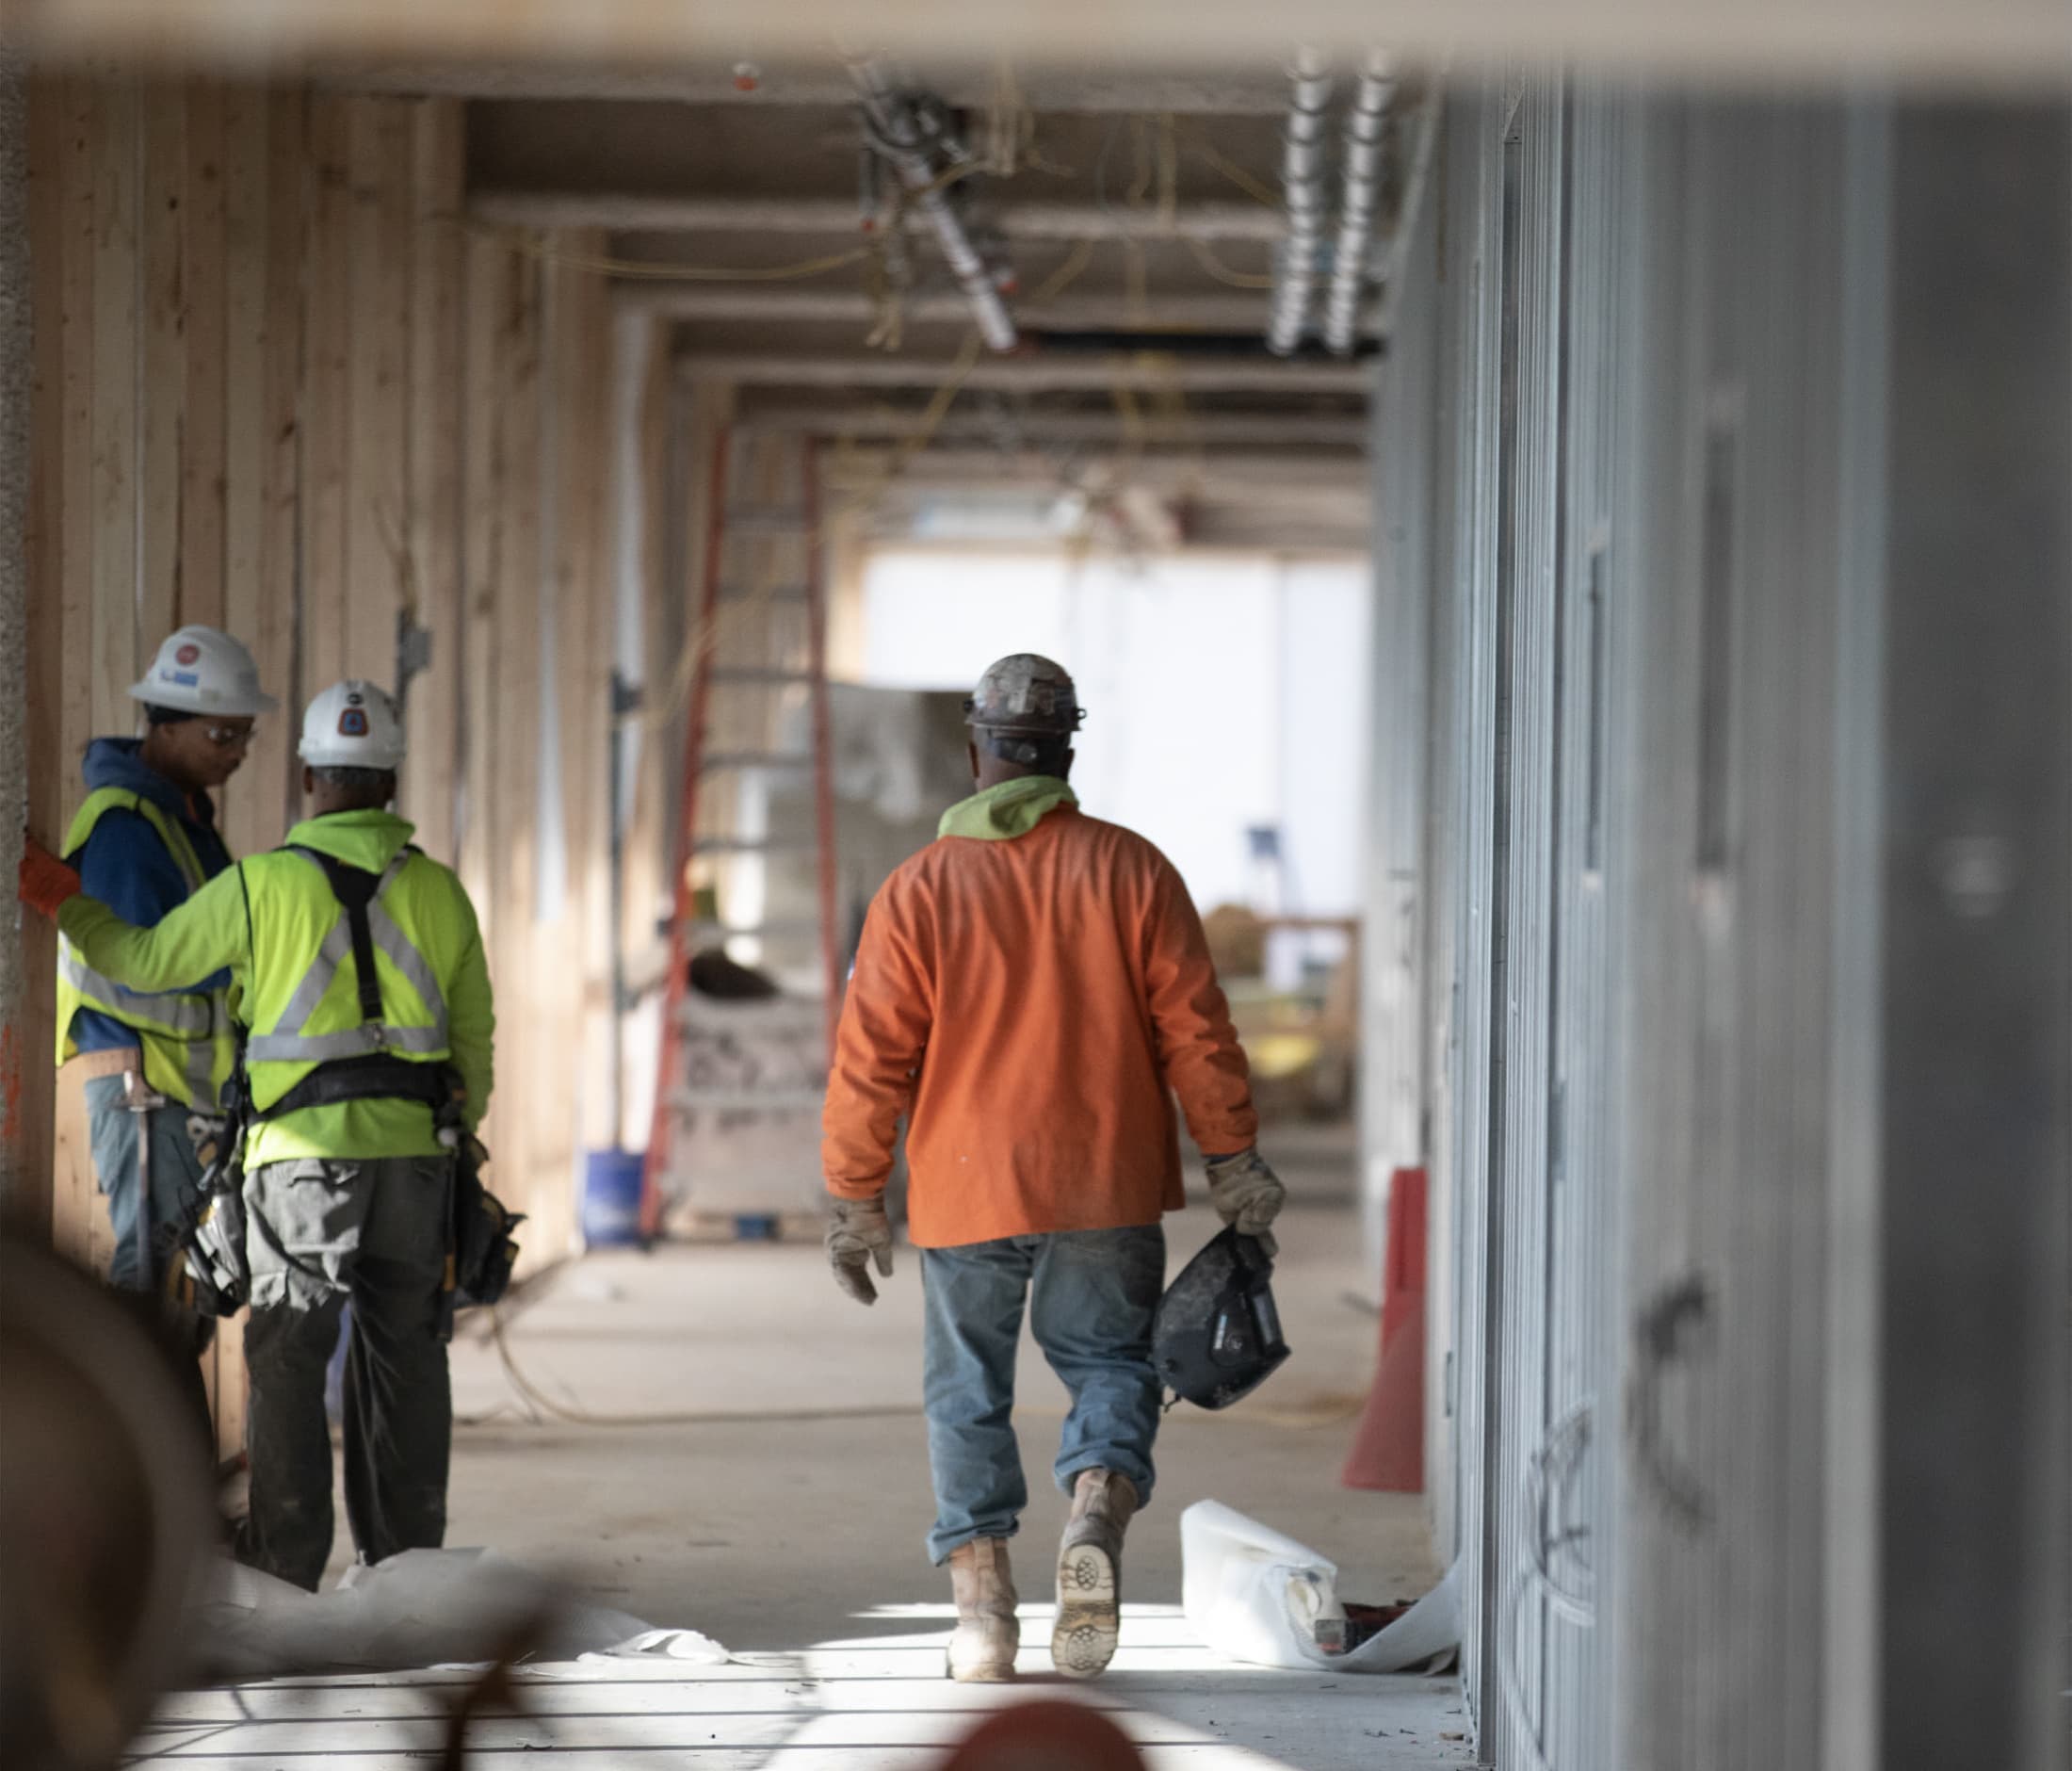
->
xmin=1180 ymin=1501 xmax=1460 ymax=1675
xmin=188 ymin=1548 xmax=729 ymax=1682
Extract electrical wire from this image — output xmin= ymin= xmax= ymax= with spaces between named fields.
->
xmin=466 ymin=219 xmax=871 ymax=285
xmin=1182 ymin=235 xmax=1279 ymax=291
xmin=1183 ymin=126 xmax=1284 ymax=209
xmin=477 ymin=1299 xmax=1364 ymax=1433
xmin=481 ymin=1308 xmax=926 ymax=1428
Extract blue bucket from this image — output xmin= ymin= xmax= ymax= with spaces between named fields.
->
xmin=583 ymin=1148 xmax=647 ymax=1247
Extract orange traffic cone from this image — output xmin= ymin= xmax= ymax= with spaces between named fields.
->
xmin=1341 ymin=1166 xmax=1428 ymax=1492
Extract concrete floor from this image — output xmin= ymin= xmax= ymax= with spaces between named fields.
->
xmin=138 ymin=1128 xmax=1477 ymax=1768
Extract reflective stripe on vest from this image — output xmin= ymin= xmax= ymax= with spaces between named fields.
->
xmin=243 ymin=853 xmax=451 ymax=1065
xmin=57 ymin=946 xmax=214 ymax=1039
xmin=55 ymin=787 xmax=235 ymax=1109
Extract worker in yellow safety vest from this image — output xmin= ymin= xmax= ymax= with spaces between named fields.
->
xmin=55 ymin=626 xmax=273 ymax=1299
xmin=23 ymin=679 xmax=495 ymax=1592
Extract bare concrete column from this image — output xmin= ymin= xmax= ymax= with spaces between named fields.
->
xmin=0 ymin=56 xmax=30 ymax=1216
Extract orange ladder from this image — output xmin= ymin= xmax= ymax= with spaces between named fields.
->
xmin=639 ymin=429 xmax=842 ymax=1236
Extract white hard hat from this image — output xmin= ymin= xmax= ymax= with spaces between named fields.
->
xmin=128 ymin=626 xmax=278 ymax=716
xmin=299 ymin=680 xmax=407 ymax=772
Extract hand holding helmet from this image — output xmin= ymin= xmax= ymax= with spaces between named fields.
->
xmin=1204 ymin=1148 xmax=1287 ymax=1257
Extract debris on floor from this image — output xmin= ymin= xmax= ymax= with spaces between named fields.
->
xmin=186 ymin=1547 xmax=729 ymax=1682
xmin=1181 ymin=1501 xmax=1460 ymax=1674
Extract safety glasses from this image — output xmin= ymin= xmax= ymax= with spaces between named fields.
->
xmin=202 ymin=723 xmax=256 ymax=750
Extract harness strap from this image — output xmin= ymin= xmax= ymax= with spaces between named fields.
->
xmin=288 ymin=846 xmax=385 ymax=1026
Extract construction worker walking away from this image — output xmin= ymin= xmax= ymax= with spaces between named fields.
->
xmin=821 ymin=654 xmax=1287 ymax=1683
xmin=55 ymin=626 xmax=272 ymax=1304
xmin=22 ymin=680 xmax=494 ymax=1592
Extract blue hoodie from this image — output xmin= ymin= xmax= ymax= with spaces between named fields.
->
xmin=65 ymin=738 xmax=235 ymax=1053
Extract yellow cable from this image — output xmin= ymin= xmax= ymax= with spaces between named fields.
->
xmin=1025 ymin=236 xmax=1097 ymax=307
xmin=1181 ymin=123 xmax=1283 ymax=209
xmin=468 ymin=219 xmax=871 ymax=285
xmin=1183 ymin=235 xmax=1278 ymax=291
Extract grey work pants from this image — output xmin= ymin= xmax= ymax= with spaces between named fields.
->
xmin=238 ymin=1154 xmax=453 ymax=1592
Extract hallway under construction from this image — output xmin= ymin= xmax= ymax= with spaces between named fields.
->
xmin=0 ymin=11 xmax=2064 ymax=1771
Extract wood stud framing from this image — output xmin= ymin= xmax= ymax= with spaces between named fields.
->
xmin=22 ymin=73 xmax=625 ymax=1449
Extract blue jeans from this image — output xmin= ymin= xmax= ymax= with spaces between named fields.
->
xmin=84 ymin=1074 xmax=206 ymax=1294
xmin=921 ymin=1224 xmax=1166 ymax=1565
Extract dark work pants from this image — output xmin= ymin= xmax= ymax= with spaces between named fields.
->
xmin=238 ymin=1155 xmax=453 ymax=1592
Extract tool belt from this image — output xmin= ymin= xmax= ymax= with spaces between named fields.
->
xmin=171 ymin=844 xmax=525 ymax=1327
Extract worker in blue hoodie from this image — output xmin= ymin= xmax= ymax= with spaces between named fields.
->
xmin=55 ymin=626 xmax=277 ymax=1297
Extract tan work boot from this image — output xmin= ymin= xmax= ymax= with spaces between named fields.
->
xmin=1052 ymin=1470 xmax=1138 ymax=1678
xmin=946 ymin=1537 xmax=1020 ymax=1682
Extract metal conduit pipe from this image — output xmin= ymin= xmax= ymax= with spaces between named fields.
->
xmin=849 ymin=59 xmax=1019 ymax=353
xmin=1266 ymin=47 xmax=1334 ymax=357
xmin=1322 ymin=51 xmax=1397 ymax=355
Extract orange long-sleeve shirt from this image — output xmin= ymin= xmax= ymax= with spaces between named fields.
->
xmin=822 ymin=804 xmax=1258 ymax=1248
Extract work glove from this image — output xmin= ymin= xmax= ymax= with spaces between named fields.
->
xmin=826 ymin=1194 xmax=895 ymax=1307
xmin=18 ymin=837 xmax=81 ymax=919
xmin=1205 ymin=1149 xmax=1287 ymax=1258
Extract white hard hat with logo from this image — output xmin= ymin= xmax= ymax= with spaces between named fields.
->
xmin=129 ymin=626 xmax=278 ymax=716
xmin=299 ymin=680 xmax=407 ymax=772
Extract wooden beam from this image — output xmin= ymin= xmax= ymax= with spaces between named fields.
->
xmin=89 ymin=78 xmax=138 ymax=739
xmin=736 ymin=401 xmax=1368 ymax=450
xmin=179 ymin=78 xmax=227 ymax=630
xmin=316 ymin=60 xmax=1294 ymax=115
xmin=343 ymin=95 xmax=411 ymax=686
xmin=137 ymin=84 xmax=184 ymax=653
xmin=402 ymin=98 xmax=464 ymax=862
xmin=257 ymin=86 xmax=304 ymax=833
xmin=676 ymin=349 xmax=1372 ymax=395
xmin=299 ymin=93 xmax=352 ymax=702
xmin=472 ymin=190 xmax=1285 ymax=243
xmin=621 ymin=284 xmax=1274 ymax=332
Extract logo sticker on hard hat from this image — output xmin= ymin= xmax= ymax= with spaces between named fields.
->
xmin=339 ymin=708 xmax=369 ymax=738
xmin=175 ymin=642 xmax=201 ymax=666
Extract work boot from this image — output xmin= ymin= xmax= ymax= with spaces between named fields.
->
xmin=946 ymin=1537 xmax=1020 ymax=1682
xmin=1052 ymin=1469 xmax=1138 ymax=1678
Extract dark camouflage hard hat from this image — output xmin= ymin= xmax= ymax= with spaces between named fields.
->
xmin=963 ymin=654 xmax=1087 ymax=737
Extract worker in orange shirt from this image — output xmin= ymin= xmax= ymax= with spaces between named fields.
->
xmin=821 ymin=654 xmax=1286 ymax=1685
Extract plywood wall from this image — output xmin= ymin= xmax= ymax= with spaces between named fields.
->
xmin=24 ymin=74 xmax=625 ymax=1449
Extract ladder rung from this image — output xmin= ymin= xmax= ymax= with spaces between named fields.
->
xmin=717 ymin=584 xmax=811 ymax=604
xmin=689 ymin=837 xmax=819 ymax=856
xmin=706 ymin=667 xmax=817 ymax=688
xmin=725 ymin=505 xmax=809 ymax=534
xmin=700 ymin=751 xmax=817 ymax=772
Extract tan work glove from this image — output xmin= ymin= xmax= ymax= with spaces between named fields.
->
xmin=1205 ymin=1149 xmax=1287 ymax=1257
xmin=826 ymin=1195 xmax=895 ymax=1306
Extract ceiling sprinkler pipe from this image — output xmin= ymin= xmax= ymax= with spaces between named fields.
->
xmin=1267 ymin=46 xmax=1334 ymax=357
xmin=1322 ymin=51 xmax=1396 ymax=356
xmin=850 ymin=59 xmax=1020 ymax=352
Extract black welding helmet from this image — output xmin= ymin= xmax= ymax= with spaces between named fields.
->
xmin=1153 ymin=1225 xmax=1291 ymax=1410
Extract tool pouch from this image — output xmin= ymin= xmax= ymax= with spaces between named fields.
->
xmin=443 ymin=1133 xmax=525 ymax=1340
xmin=173 ymin=1078 xmax=252 ymax=1319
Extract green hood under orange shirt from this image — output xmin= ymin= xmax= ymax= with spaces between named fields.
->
xmin=823 ymin=791 xmax=1257 ymax=1248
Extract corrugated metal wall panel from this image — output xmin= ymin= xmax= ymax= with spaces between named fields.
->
xmin=1384 ymin=73 xmax=2067 ymax=1771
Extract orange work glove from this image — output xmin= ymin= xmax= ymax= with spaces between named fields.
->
xmin=19 ymin=837 xmax=82 ymax=918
